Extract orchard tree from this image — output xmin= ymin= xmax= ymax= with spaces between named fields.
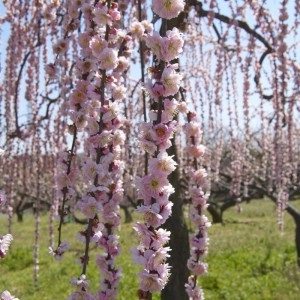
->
xmin=1 ymin=0 xmax=300 ymax=300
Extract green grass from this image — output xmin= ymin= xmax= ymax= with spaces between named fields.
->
xmin=1 ymin=199 xmax=300 ymax=299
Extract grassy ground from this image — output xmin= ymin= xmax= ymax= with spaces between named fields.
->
xmin=1 ymin=199 xmax=300 ymax=299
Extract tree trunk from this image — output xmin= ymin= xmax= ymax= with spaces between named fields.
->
xmin=207 ymin=202 xmax=223 ymax=224
xmin=285 ymin=204 xmax=300 ymax=268
xmin=268 ymin=195 xmax=300 ymax=268
xmin=120 ymin=205 xmax=133 ymax=223
xmin=161 ymin=139 xmax=190 ymax=300
xmin=16 ymin=211 xmax=23 ymax=222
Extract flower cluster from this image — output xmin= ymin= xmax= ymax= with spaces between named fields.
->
xmin=48 ymin=241 xmax=70 ymax=260
xmin=132 ymin=3 xmax=185 ymax=298
xmin=0 ymin=153 xmax=13 ymax=260
xmin=0 ymin=191 xmax=6 ymax=206
xmin=64 ymin=1 xmax=130 ymax=298
xmin=133 ymin=83 xmax=180 ymax=296
xmin=0 ymin=152 xmax=18 ymax=299
xmin=152 ymin=0 xmax=185 ymax=20
xmin=183 ymin=112 xmax=210 ymax=300
xmin=0 ymin=234 xmax=13 ymax=259
xmin=49 ymin=0 xmax=89 ymax=260
xmin=146 ymin=28 xmax=184 ymax=62
xmin=0 ymin=291 xmax=19 ymax=300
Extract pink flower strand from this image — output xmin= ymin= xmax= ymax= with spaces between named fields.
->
xmin=64 ymin=1 xmax=130 ymax=298
xmin=0 ymin=234 xmax=13 ymax=259
xmin=132 ymin=2 xmax=185 ymax=297
xmin=152 ymin=0 xmax=185 ymax=20
xmin=183 ymin=112 xmax=210 ymax=300
xmin=0 ymin=290 xmax=19 ymax=300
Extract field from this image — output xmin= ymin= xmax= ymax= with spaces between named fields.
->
xmin=1 ymin=199 xmax=300 ymax=300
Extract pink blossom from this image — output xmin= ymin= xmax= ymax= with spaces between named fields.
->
xmin=155 ymin=184 xmax=175 ymax=205
xmin=97 ymin=290 xmax=118 ymax=300
xmin=131 ymin=246 xmax=147 ymax=265
xmin=149 ymin=151 xmax=177 ymax=175
xmin=78 ymin=32 xmax=91 ymax=49
xmin=152 ymin=228 xmax=171 ymax=249
xmin=112 ymin=84 xmax=126 ymax=100
xmin=190 ymin=168 xmax=208 ymax=186
xmin=141 ymin=20 xmax=153 ymax=33
xmin=187 ymin=144 xmax=206 ymax=158
xmin=67 ymin=4 xmax=79 ymax=19
xmin=146 ymin=32 xmax=163 ymax=60
xmin=185 ymin=276 xmax=205 ymax=300
xmin=99 ymin=48 xmax=118 ymax=70
xmin=190 ymin=233 xmax=209 ymax=249
xmin=102 ymin=211 xmax=121 ymax=228
xmin=187 ymin=260 xmax=208 ymax=276
xmin=53 ymin=39 xmax=69 ymax=55
xmin=136 ymin=174 xmax=170 ymax=200
xmin=77 ymin=196 xmax=102 ymax=219
xmin=161 ymin=28 xmax=184 ymax=61
xmin=115 ymin=56 xmax=129 ymax=73
xmin=0 ymin=234 xmax=13 ymax=259
xmin=82 ymin=159 xmax=104 ymax=181
xmin=102 ymin=102 xmax=120 ymax=123
xmin=184 ymin=121 xmax=202 ymax=139
xmin=159 ymin=202 xmax=173 ymax=223
xmin=137 ymin=203 xmax=164 ymax=228
xmin=1 ymin=291 xmax=19 ymax=300
xmin=189 ymin=211 xmax=211 ymax=228
xmin=77 ymin=223 xmax=103 ymax=243
xmin=76 ymin=58 xmax=95 ymax=74
xmin=145 ymin=246 xmax=170 ymax=269
xmin=88 ymin=130 xmax=113 ymax=148
xmin=161 ymin=66 xmax=182 ymax=96
xmin=152 ymin=0 xmax=185 ymax=20
xmin=69 ymin=88 xmax=88 ymax=111
xmin=0 ymin=191 xmax=6 ymax=206
xmin=45 ymin=63 xmax=57 ymax=78
xmin=133 ymin=223 xmax=170 ymax=249
xmin=140 ymin=139 xmax=157 ymax=155
xmin=82 ymin=3 xmax=93 ymax=18
xmin=151 ymin=82 xmax=165 ymax=98
xmin=71 ymin=274 xmax=89 ymax=290
xmin=177 ymin=101 xmax=188 ymax=113
xmin=93 ymin=6 xmax=112 ymax=26
xmin=49 ymin=241 xmax=69 ymax=260
xmin=68 ymin=290 xmax=96 ymax=300
xmin=109 ymin=8 xmax=121 ymax=21
xmin=91 ymin=228 xmax=104 ymax=243
xmin=112 ymin=130 xmax=126 ymax=146
xmin=162 ymin=98 xmax=179 ymax=122
xmin=153 ymin=123 xmax=173 ymax=144
xmin=73 ymin=113 xmax=88 ymax=131
xmin=138 ymin=269 xmax=166 ymax=292
xmin=130 ymin=21 xmax=145 ymax=39
xmin=133 ymin=223 xmax=153 ymax=248
xmin=89 ymin=36 xmax=108 ymax=58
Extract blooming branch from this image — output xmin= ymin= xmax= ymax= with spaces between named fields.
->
xmin=183 ymin=112 xmax=210 ymax=300
xmin=132 ymin=1 xmax=185 ymax=299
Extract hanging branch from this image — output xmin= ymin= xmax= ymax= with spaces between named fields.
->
xmin=190 ymin=0 xmax=275 ymax=100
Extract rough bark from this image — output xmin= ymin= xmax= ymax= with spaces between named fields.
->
xmin=120 ymin=205 xmax=133 ymax=223
xmin=161 ymin=139 xmax=190 ymax=300
xmin=285 ymin=204 xmax=300 ymax=268
xmin=207 ymin=202 xmax=223 ymax=224
xmin=157 ymin=12 xmax=191 ymax=300
xmin=16 ymin=211 xmax=24 ymax=222
xmin=267 ymin=194 xmax=300 ymax=268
